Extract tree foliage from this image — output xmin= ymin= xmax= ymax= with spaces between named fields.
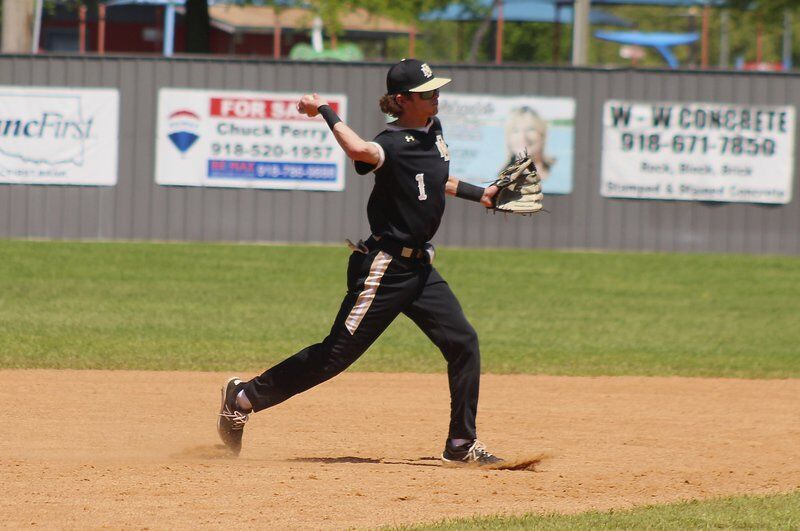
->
xmin=6 ymin=0 xmax=796 ymax=68
xmin=724 ymin=0 xmax=800 ymax=21
xmin=41 ymin=0 xmax=97 ymax=12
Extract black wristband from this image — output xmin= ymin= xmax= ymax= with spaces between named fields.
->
xmin=455 ymin=180 xmax=485 ymax=203
xmin=318 ymin=104 xmax=342 ymax=130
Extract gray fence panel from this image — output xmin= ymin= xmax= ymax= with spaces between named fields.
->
xmin=1 ymin=54 xmax=799 ymax=254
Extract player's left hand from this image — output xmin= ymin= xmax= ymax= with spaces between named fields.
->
xmin=480 ymin=185 xmax=499 ymax=207
xmin=297 ymin=93 xmax=327 ymax=117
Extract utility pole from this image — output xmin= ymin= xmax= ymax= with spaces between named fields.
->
xmin=719 ymin=10 xmax=729 ymax=68
xmin=2 ymin=0 xmax=36 ymax=53
xmin=32 ymin=0 xmax=43 ymax=53
xmin=783 ymin=10 xmax=793 ymax=71
xmin=701 ymin=4 xmax=710 ymax=68
xmin=572 ymin=0 xmax=590 ymax=66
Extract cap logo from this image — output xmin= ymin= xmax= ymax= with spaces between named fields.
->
xmin=420 ymin=63 xmax=433 ymax=78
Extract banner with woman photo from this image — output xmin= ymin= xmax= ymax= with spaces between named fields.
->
xmin=437 ymin=94 xmax=576 ymax=194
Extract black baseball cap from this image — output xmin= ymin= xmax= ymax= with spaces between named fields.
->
xmin=386 ymin=59 xmax=451 ymax=94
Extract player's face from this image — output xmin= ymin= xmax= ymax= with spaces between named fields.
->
xmin=406 ymin=89 xmax=439 ymax=117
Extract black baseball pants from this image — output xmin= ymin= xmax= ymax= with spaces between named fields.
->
xmin=242 ymin=247 xmax=481 ymax=440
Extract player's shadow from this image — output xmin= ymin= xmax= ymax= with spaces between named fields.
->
xmin=289 ymin=456 xmax=440 ymax=467
xmin=290 ymin=456 xmax=381 ymax=464
xmin=291 ymin=454 xmax=546 ymax=471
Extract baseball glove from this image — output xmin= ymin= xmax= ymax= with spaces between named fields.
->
xmin=490 ymin=154 xmax=544 ymax=215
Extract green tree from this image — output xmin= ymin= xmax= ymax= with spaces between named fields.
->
xmin=725 ymin=0 xmax=800 ymax=23
xmin=466 ymin=0 xmax=501 ymax=62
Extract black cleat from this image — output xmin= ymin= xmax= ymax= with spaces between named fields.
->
xmin=441 ymin=439 xmax=504 ymax=467
xmin=217 ymin=377 xmax=250 ymax=456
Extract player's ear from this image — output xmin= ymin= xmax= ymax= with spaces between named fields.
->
xmin=395 ymin=92 xmax=410 ymax=108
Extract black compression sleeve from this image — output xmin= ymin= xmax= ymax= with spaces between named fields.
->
xmin=318 ymin=105 xmax=342 ymax=130
xmin=455 ymin=180 xmax=485 ymax=202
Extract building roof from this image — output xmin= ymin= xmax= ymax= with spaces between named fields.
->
xmin=208 ymin=5 xmax=414 ymax=35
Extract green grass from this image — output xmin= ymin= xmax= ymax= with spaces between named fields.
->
xmin=1 ymin=239 xmax=799 ymax=377
xmin=397 ymin=490 xmax=800 ymax=530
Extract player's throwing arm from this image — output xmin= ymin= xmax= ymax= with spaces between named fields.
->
xmin=297 ymin=93 xmax=382 ymax=168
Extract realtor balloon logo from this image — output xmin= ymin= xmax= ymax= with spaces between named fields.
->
xmin=166 ymin=109 xmax=200 ymax=154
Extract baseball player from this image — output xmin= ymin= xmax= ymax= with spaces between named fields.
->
xmin=218 ymin=59 xmax=503 ymax=466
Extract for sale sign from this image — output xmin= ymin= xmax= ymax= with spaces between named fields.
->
xmin=155 ymin=89 xmax=347 ymax=191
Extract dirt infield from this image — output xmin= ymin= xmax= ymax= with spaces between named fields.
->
xmin=1 ymin=370 xmax=798 ymax=529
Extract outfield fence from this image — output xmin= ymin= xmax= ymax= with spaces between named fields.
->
xmin=1 ymin=54 xmax=799 ymax=254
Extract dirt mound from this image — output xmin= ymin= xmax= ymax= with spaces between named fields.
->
xmin=1 ymin=370 xmax=798 ymax=529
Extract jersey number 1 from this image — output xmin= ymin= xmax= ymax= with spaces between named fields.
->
xmin=415 ymin=173 xmax=428 ymax=201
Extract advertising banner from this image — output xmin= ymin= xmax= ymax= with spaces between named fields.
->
xmin=437 ymin=93 xmax=576 ymax=194
xmin=0 ymin=86 xmax=119 ymax=186
xmin=602 ymin=100 xmax=795 ymax=204
xmin=156 ymin=89 xmax=347 ymax=191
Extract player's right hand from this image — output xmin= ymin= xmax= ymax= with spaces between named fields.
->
xmin=297 ymin=93 xmax=327 ymax=117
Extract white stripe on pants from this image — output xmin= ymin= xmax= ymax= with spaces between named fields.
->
xmin=345 ymin=251 xmax=392 ymax=335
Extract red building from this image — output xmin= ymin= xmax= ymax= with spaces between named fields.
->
xmin=39 ymin=3 xmax=415 ymax=58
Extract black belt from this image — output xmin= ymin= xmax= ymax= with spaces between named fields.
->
xmin=366 ymin=236 xmax=426 ymax=260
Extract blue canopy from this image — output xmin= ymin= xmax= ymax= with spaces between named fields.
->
xmin=595 ymin=30 xmax=699 ymax=68
xmin=424 ymin=0 xmax=632 ymax=26
xmin=573 ymin=0 xmax=724 ymax=5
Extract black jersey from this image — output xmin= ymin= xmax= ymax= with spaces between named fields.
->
xmin=354 ymin=117 xmax=451 ymax=247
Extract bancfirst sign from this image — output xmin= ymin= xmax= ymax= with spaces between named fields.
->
xmin=601 ymin=100 xmax=795 ymax=204
xmin=0 ymin=112 xmax=94 ymax=140
xmin=155 ymin=88 xmax=347 ymax=191
xmin=0 ymin=86 xmax=119 ymax=186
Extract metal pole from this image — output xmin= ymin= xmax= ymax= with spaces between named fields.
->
xmin=783 ymin=10 xmax=793 ymax=71
xmin=553 ymin=3 xmax=562 ymax=64
xmin=79 ymin=4 xmax=87 ymax=53
xmin=572 ymin=0 xmax=590 ymax=66
xmin=98 ymin=3 xmax=106 ymax=54
xmin=701 ymin=4 xmax=709 ymax=68
xmin=273 ymin=11 xmax=282 ymax=58
xmin=164 ymin=1 xmax=176 ymax=56
xmin=719 ymin=10 xmax=729 ymax=68
xmin=495 ymin=1 xmax=504 ymax=64
xmin=32 ymin=0 xmax=43 ymax=53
